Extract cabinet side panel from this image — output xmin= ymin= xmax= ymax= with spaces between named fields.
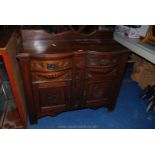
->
xmin=17 ymin=56 xmax=37 ymax=124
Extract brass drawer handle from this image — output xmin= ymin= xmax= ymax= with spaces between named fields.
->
xmin=100 ymin=59 xmax=110 ymax=66
xmin=47 ymin=64 xmax=59 ymax=70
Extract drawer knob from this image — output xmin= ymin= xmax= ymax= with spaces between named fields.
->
xmin=47 ymin=64 xmax=59 ymax=70
xmin=100 ymin=59 xmax=110 ymax=66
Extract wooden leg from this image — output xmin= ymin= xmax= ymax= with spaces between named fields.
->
xmin=108 ymin=104 xmax=115 ymax=112
xmin=29 ymin=116 xmax=37 ymax=125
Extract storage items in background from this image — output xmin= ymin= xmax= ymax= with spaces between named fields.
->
xmin=131 ymin=54 xmax=155 ymax=89
xmin=115 ymin=25 xmax=149 ymax=38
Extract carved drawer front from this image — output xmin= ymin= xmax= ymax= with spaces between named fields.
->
xmin=87 ymin=52 xmax=120 ymax=67
xmin=87 ymin=65 xmax=119 ymax=79
xmin=33 ymin=81 xmax=71 ymax=116
xmin=32 ymin=70 xmax=72 ymax=82
xmin=85 ymin=81 xmax=113 ymax=107
xmin=31 ymin=58 xmax=72 ymax=72
xmin=86 ymin=52 xmax=124 ymax=79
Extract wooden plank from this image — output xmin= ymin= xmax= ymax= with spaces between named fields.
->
xmin=0 ymin=32 xmax=26 ymax=128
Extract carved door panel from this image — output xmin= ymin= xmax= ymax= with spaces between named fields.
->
xmin=33 ymin=81 xmax=71 ymax=116
xmin=85 ymin=81 xmax=113 ymax=107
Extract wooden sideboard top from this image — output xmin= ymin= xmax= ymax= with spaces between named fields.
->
xmin=17 ymin=30 xmax=129 ymax=57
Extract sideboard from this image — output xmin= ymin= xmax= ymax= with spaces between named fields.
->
xmin=17 ymin=30 xmax=130 ymax=124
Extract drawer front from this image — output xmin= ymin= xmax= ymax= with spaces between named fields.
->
xmin=31 ymin=58 xmax=72 ymax=72
xmin=32 ymin=70 xmax=72 ymax=82
xmin=87 ymin=65 xmax=118 ymax=79
xmin=86 ymin=52 xmax=127 ymax=80
xmin=87 ymin=52 xmax=121 ymax=67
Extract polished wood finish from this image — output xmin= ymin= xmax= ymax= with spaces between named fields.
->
xmin=0 ymin=31 xmax=26 ymax=127
xmin=33 ymin=81 xmax=71 ymax=117
xmin=17 ymin=30 xmax=130 ymax=124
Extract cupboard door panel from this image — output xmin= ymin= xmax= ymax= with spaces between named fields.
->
xmin=85 ymin=81 xmax=113 ymax=107
xmin=33 ymin=81 xmax=71 ymax=116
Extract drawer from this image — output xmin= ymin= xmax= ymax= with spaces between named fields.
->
xmin=87 ymin=52 xmax=121 ymax=67
xmin=32 ymin=70 xmax=72 ymax=82
xmin=87 ymin=65 xmax=118 ymax=79
xmin=31 ymin=58 xmax=72 ymax=72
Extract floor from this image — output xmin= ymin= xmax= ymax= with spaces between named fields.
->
xmin=27 ymin=64 xmax=155 ymax=129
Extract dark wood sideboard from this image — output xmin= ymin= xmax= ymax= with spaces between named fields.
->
xmin=16 ymin=30 xmax=130 ymax=124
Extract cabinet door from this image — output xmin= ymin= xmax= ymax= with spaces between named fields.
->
xmin=85 ymin=80 xmax=113 ymax=107
xmin=33 ymin=81 xmax=71 ymax=116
